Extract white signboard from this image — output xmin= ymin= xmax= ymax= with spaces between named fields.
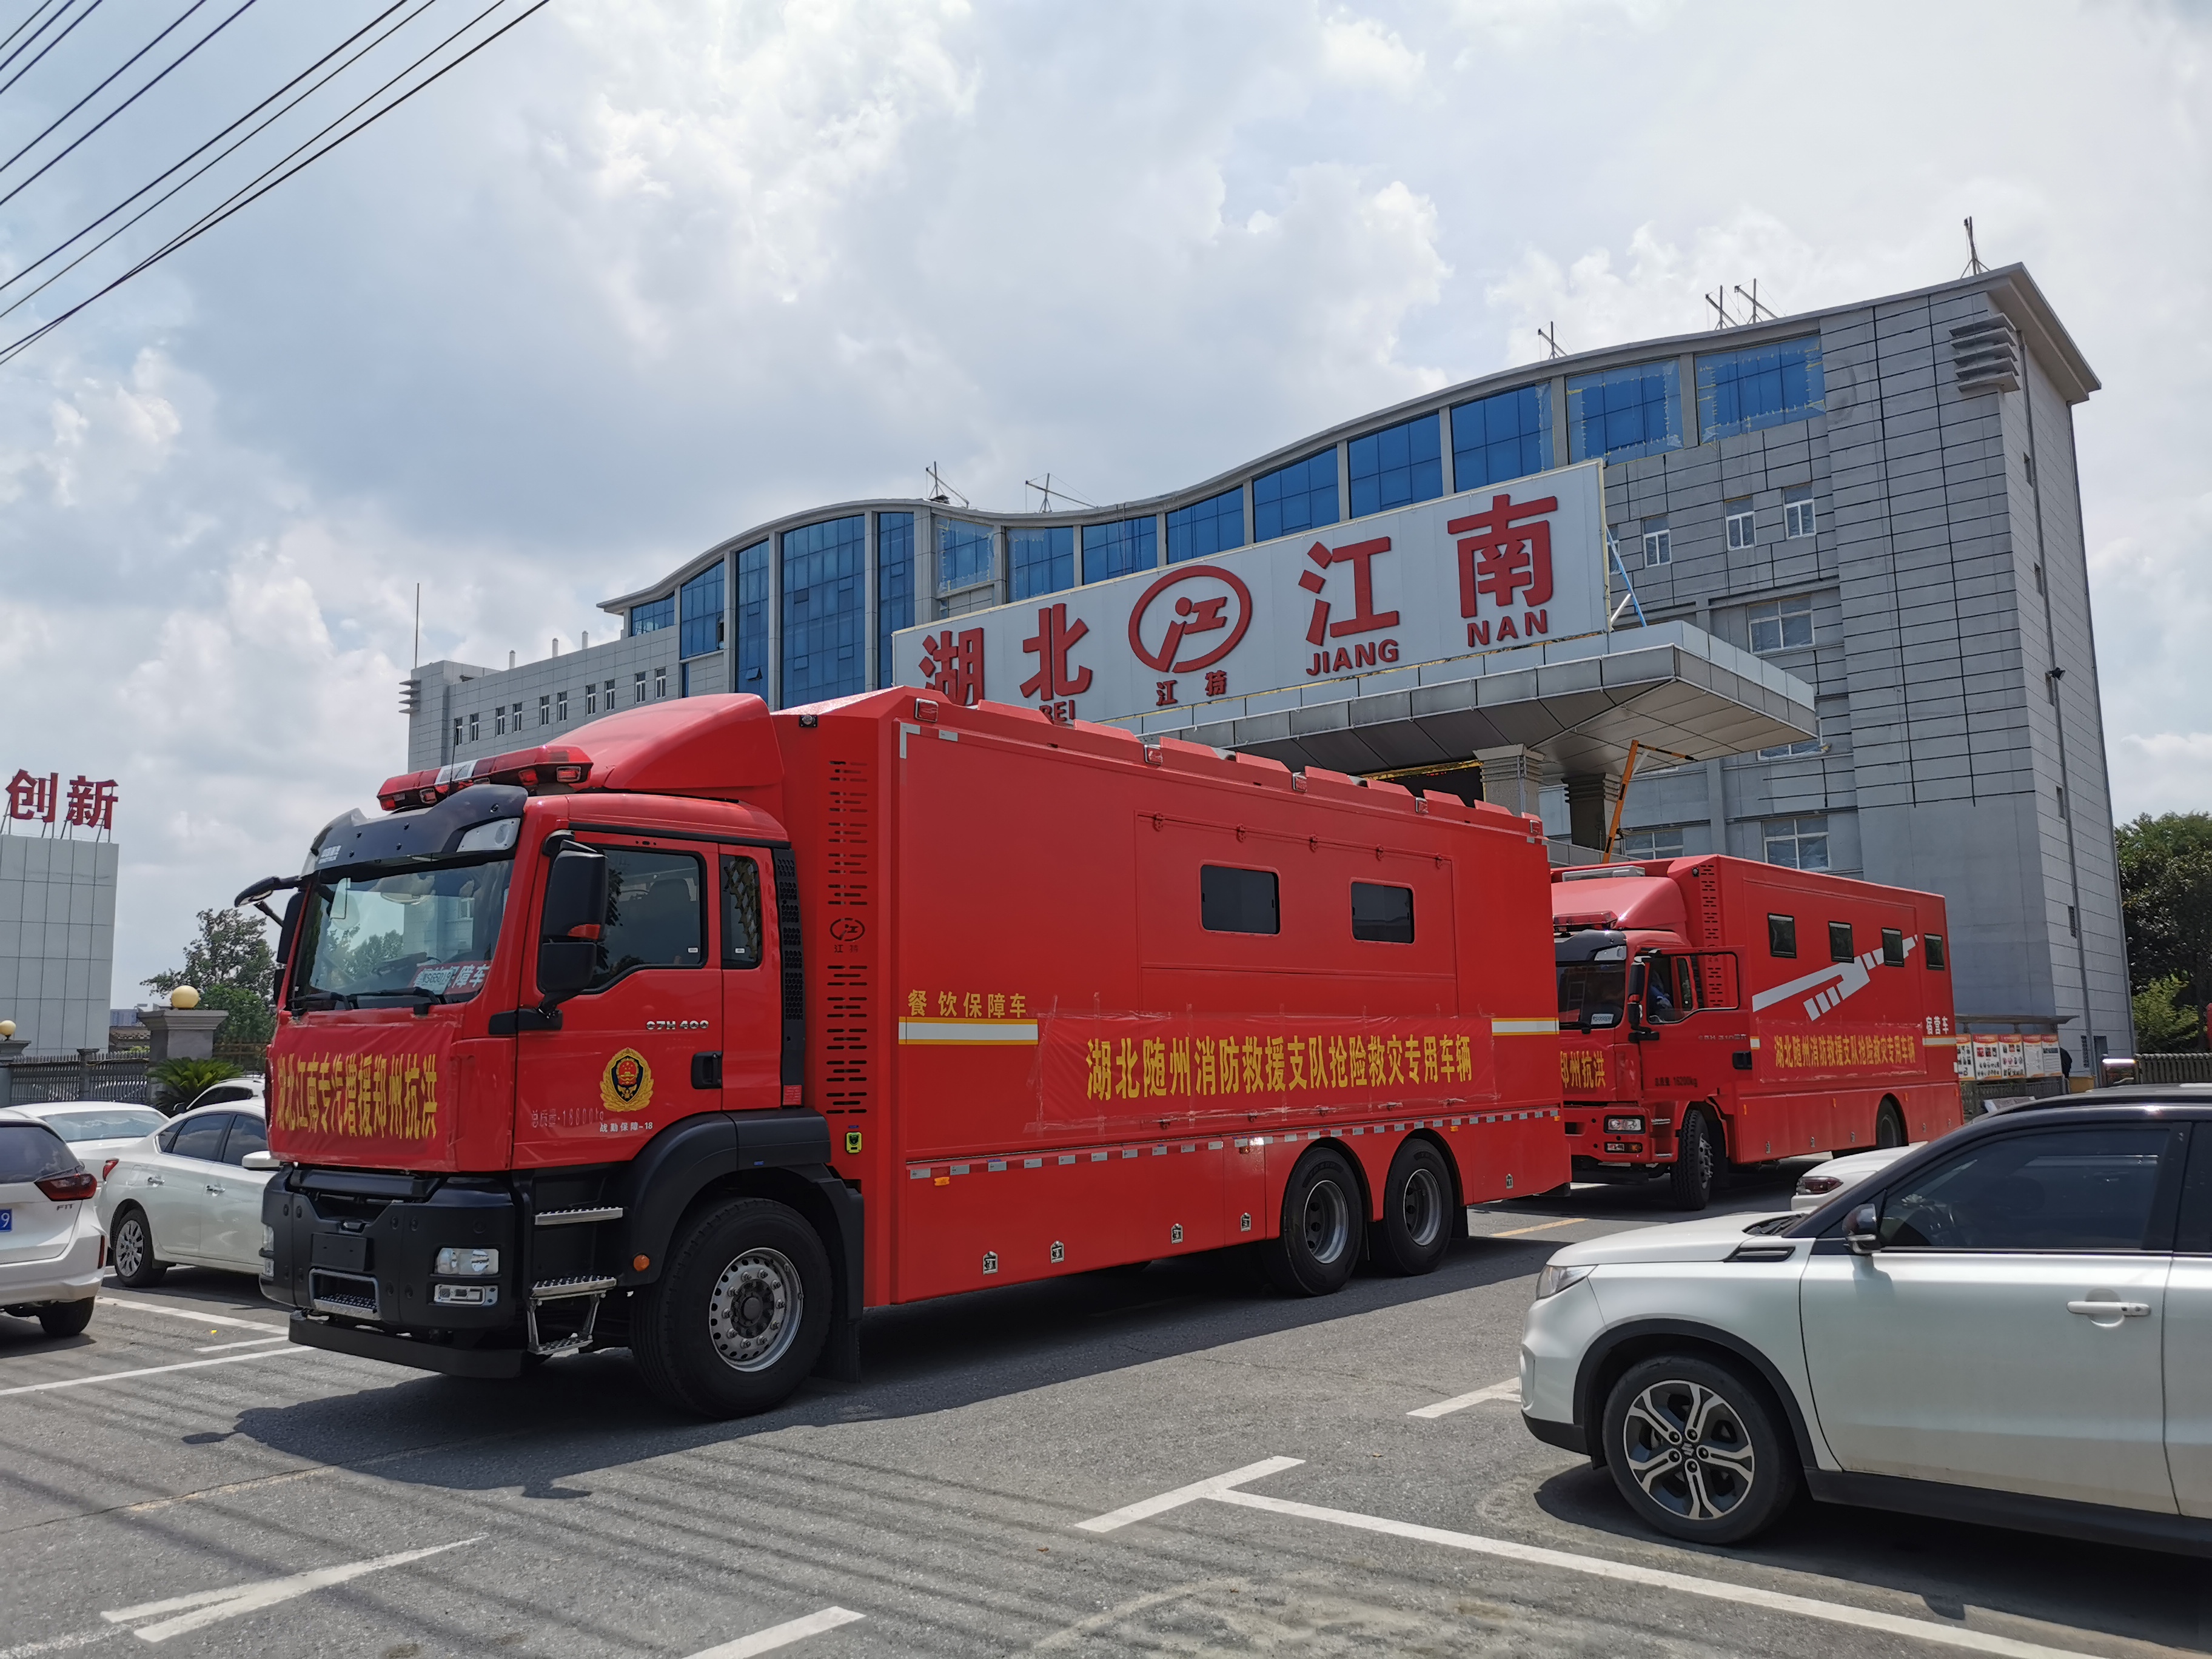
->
xmin=893 ymin=461 xmax=1609 ymax=726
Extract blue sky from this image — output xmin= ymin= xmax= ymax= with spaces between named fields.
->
xmin=0 ymin=0 xmax=2204 ymax=997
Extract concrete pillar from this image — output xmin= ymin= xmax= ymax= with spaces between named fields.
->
xmin=1565 ymin=773 xmax=1622 ymax=853
xmin=1474 ymin=745 xmax=1545 ymax=818
xmin=139 ymin=1008 xmax=227 ymax=1061
xmin=0 ymin=1036 xmax=24 ymax=1108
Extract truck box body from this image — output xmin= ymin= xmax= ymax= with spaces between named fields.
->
xmin=1552 ymin=856 xmax=1961 ymax=1175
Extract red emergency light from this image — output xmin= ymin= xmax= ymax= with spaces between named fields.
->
xmin=375 ymin=745 xmax=594 ymax=811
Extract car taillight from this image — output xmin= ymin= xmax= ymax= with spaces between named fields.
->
xmin=1796 ymin=1173 xmax=1844 ymax=1196
xmin=36 ymin=1171 xmax=98 ymax=1201
xmin=101 ymin=1159 xmax=120 ymax=1181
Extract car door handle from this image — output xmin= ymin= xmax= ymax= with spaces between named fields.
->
xmin=206 ymin=1184 xmax=224 ymax=1195
xmin=2066 ymin=1299 xmax=2150 ymax=1317
xmin=144 ymin=1175 xmax=163 ymax=1186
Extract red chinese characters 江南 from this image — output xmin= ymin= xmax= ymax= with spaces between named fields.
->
xmin=1299 ymin=535 xmax=1404 ymax=677
xmin=1449 ymin=491 xmax=1558 ymax=648
xmin=5 ymin=770 xmax=118 ymax=834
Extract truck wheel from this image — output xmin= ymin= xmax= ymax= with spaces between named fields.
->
xmin=631 ymin=1198 xmax=831 ymax=1418
xmin=1874 ymin=1101 xmax=1906 ymax=1148
xmin=1601 ymin=1353 xmax=1798 ymax=1544
xmin=110 ymin=1206 xmax=168 ymax=1287
xmin=1667 ymin=1111 xmax=1715 ymax=1211
xmin=1375 ymin=1141 xmax=1452 ymax=1276
xmin=38 ymin=1299 xmax=93 ymax=1338
xmin=1259 ymin=1148 xmax=1364 ymax=1296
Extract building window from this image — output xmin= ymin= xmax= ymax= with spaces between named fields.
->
xmin=735 ymin=539 xmax=769 ymax=695
xmin=1082 ymin=515 xmax=1156 ymax=584
xmin=680 ymin=561 xmax=726 ymax=660
xmin=782 ymin=515 xmax=866 ymax=705
xmin=634 ymin=671 xmax=646 ymax=705
xmin=1767 ymin=914 xmax=1797 ymax=959
xmin=494 ymin=705 xmax=508 ymax=738
xmin=1347 ymin=413 xmax=1442 ymax=518
xmin=936 ymin=518 xmax=994 ymax=595
xmin=1566 ymin=360 xmax=1683 ymax=463
xmin=1252 ymin=447 xmax=1339 ymax=541
xmin=512 ymin=702 xmax=525 ymax=731
xmin=1166 ymin=488 xmax=1244 ymax=564
xmin=877 ymin=512 xmax=914 ymax=689
xmin=1450 ymin=384 xmax=1552 ymax=492
xmin=585 ymin=682 xmax=598 ymax=716
xmin=555 ymin=689 xmax=568 ymax=723
xmin=654 ymin=666 xmax=667 ymax=699
xmin=602 ymin=678 xmax=614 ymax=712
xmin=680 ymin=660 xmax=691 ymax=697
xmin=1350 ymin=882 xmax=1415 ymax=943
xmin=1010 ymin=525 xmax=1075 ymax=598
xmin=1747 ymin=594 xmax=1814 ymax=653
xmin=630 ymin=595 xmax=674 ymax=636
xmin=538 ymin=694 xmax=551 ymax=727
xmin=1615 ymin=826 xmax=1686 ymax=859
xmin=1696 ymin=335 xmax=1825 ymax=441
xmin=1763 ymin=816 xmax=1830 ymax=871
xmin=1200 ymin=865 xmax=1279 ymax=935
xmin=1784 ymin=486 xmax=1815 ymax=539
xmin=1829 ymin=921 xmax=1853 ymax=962
xmin=1758 ymin=719 xmax=1822 ymax=759
xmin=1641 ymin=521 xmax=1671 ymax=568
xmin=1726 ymin=501 xmax=1755 ymax=549
xmin=468 ymin=711 xmax=479 ymax=743
xmin=452 ymin=716 xmax=464 ymax=749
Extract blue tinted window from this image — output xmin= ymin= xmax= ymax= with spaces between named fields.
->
xmin=1010 ymin=525 xmax=1074 ymax=598
xmin=734 ymin=540 xmax=769 ymax=697
xmin=1082 ymin=515 xmax=1156 ymax=583
xmin=876 ymin=511 xmax=913 ymax=689
xmin=1347 ymin=414 xmax=1443 ymax=518
xmin=1698 ymin=336 xmax=1826 ymax=440
xmin=679 ymin=561 xmax=724 ymax=659
xmin=630 ymin=596 xmax=674 ymax=636
xmin=1167 ymin=488 xmax=1245 ymax=564
xmin=1252 ymin=447 xmax=1339 ymax=541
xmin=936 ymin=518 xmax=993 ymax=594
xmin=781 ymin=516 xmax=866 ymax=705
xmin=1566 ymin=361 xmax=1683 ymax=463
xmin=1451 ymin=385 xmax=1553 ymax=491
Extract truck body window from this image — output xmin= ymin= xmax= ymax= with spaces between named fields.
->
xmin=1882 ymin=927 xmax=1905 ymax=965
xmin=1350 ymin=881 xmax=1414 ymax=943
xmin=1924 ymin=932 xmax=1946 ymax=970
xmin=589 ymin=847 xmax=706 ymax=987
xmin=1201 ymin=865 xmax=1279 ymax=936
xmin=722 ymin=854 xmax=763 ymax=968
xmin=1768 ymin=914 xmax=1796 ymax=959
xmin=1829 ymin=921 xmax=1852 ymax=962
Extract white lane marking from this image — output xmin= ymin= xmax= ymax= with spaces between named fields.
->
xmin=1073 ymin=1457 xmax=1304 ymax=1533
xmin=1409 ymin=1379 xmax=1519 ymax=1419
xmin=1483 ymin=1216 xmax=1587 ymax=1238
xmin=97 ymin=1297 xmax=287 ymax=1335
xmin=194 ymin=1337 xmax=291 ymax=1353
xmin=684 ymin=1607 xmax=866 ymax=1658
xmin=1077 ymin=1461 xmax=2105 ymax=1659
xmin=102 ymin=1539 xmax=478 ymax=1643
xmin=0 ymin=1626 xmax=125 ymax=1657
xmin=0 ymin=1346 xmax=309 ymax=1398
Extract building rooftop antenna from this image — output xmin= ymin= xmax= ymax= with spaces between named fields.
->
xmin=1734 ymin=281 xmax=1780 ymax=323
xmin=925 ymin=462 xmax=970 ymax=509
xmin=1705 ymin=288 xmax=1739 ymax=329
xmin=1538 ymin=321 xmax=1563 ymax=360
xmin=1024 ymin=472 xmax=1096 ymax=512
xmin=1962 ymin=216 xmax=1988 ymax=277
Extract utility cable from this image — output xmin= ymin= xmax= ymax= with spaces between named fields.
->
xmin=0 ymin=0 xmax=549 ymax=366
xmin=0 ymin=0 xmax=102 ymax=99
xmin=0 ymin=0 xmax=68 ymax=64
xmin=0 ymin=0 xmax=211 ymax=178
xmin=0 ymin=0 xmax=255 ymax=211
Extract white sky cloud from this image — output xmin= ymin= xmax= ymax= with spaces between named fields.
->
xmin=0 ymin=0 xmax=2204 ymax=999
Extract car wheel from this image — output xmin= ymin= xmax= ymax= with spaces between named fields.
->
xmin=1375 ymin=1140 xmax=1453 ymax=1276
xmin=38 ymin=1300 xmax=93 ymax=1339
xmin=1667 ymin=1111 xmax=1715 ymax=1211
xmin=1874 ymin=1102 xmax=1906 ymax=1148
xmin=111 ymin=1206 xmax=168 ymax=1287
xmin=631 ymin=1198 xmax=832 ymax=1419
xmin=1258 ymin=1148 xmax=1364 ymax=1296
xmin=1602 ymin=1354 xmax=1798 ymax=1544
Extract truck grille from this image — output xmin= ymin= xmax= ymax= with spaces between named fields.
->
xmin=309 ymin=1270 xmax=379 ymax=1316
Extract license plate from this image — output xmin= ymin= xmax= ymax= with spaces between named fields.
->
xmin=0 ymin=1208 xmax=11 ymax=1231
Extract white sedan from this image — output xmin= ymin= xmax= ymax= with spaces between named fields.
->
xmin=1790 ymin=1143 xmax=1914 ymax=1210
xmin=95 ymin=1102 xmax=277 ymax=1285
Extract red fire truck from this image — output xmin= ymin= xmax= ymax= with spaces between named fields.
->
xmin=1552 ymin=856 xmax=1962 ymax=1208
xmin=244 ymin=689 xmax=1566 ymax=1416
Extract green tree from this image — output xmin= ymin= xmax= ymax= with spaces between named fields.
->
xmin=2133 ymin=974 xmax=2204 ymax=1053
xmin=2116 ymin=813 xmax=2212 ymax=1041
xmin=144 ymin=907 xmax=276 ymax=1047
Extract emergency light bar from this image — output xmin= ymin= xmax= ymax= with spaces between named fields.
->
xmin=377 ymin=745 xmax=594 ymax=811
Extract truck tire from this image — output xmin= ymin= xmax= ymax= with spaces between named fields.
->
xmin=1259 ymin=1148 xmax=1364 ymax=1296
xmin=1874 ymin=1101 xmax=1906 ymax=1148
xmin=110 ymin=1205 xmax=168 ymax=1287
xmin=631 ymin=1197 xmax=832 ymax=1419
xmin=1668 ymin=1111 xmax=1715 ymax=1212
xmin=1601 ymin=1353 xmax=1798 ymax=1545
xmin=1375 ymin=1140 xmax=1452 ymax=1276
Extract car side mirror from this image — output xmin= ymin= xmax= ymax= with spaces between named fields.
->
xmin=240 ymin=1149 xmax=280 ymax=1172
xmin=1846 ymin=1203 xmax=1882 ymax=1255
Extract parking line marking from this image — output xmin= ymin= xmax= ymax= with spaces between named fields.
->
xmin=193 ymin=1338 xmax=290 ymax=1353
xmin=0 ymin=1347 xmax=309 ymax=1398
xmin=1073 ymin=1457 xmax=1304 ymax=1533
xmin=102 ymin=1539 xmax=478 ymax=1643
xmin=1483 ymin=1217 xmax=1587 ymax=1238
xmin=684 ymin=1607 xmax=866 ymax=1658
xmin=1409 ymin=1379 xmax=1519 ymax=1419
xmin=97 ymin=1298 xmax=287 ymax=1335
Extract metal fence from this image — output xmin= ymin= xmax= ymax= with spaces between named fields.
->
xmin=2121 ymin=1051 xmax=2212 ymax=1085
xmin=0 ymin=1054 xmax=155 ymax=1108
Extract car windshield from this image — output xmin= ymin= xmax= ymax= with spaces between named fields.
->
xmin=296 ymin=856 xmax=514 ymax=1008
xmin=1557 ymin=963 xmax=1624 ymax=1028
xmin=40 ymin=1108 xmax=163 ymax=1142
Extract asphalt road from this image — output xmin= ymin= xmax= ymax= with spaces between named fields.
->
xmin=3 ymin=1161 xmax=2206 ymax=1659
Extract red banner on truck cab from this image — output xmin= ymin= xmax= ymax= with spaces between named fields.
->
xmin=269 ymin=1024 xmax=452 ymax=1161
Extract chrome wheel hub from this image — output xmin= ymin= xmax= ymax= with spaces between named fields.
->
xmin=1399 ymin=1166 xmax=1444 ymax=1248
xmin=707 ymin=1247 xmax=801 ymax=1372
xmin=1301 ymin=1178 xmax=1351 ymax=1266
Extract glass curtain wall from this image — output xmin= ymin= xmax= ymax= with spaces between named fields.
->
xmin=679 ymin=561 xmax=724 ymax=659
xmin=629 ymin=595 xmax=674 ymax=635
xmin=734 ymin=540 xmax=769 ymax=697
xmin=1010 ymin=525 xmax=1074 ymax=598
xmin=1347 ymin=414 xmax=1442 ymax=517
xmin=1450 ymin=386 xmax=1552 ymax=491
xmin=1566 ymin=361 xmax=1684 ymax=463
xmin=876 ymin=512 xmax=913 ymax=688
xmin=1082 ymin=516 xmax=1156 ymax=583
xmin=1252 ymin=448 xmax=1339 ymax=541
xmin=936 ymin=519 xmax=993 ymax=595
xmin=781 ymin=515 xmax=866 ymax=703
xmin=1697 ymin=337 xmax=1826 ymax=440
xmin=1166 ymin=488 xmax=1244 ymax=563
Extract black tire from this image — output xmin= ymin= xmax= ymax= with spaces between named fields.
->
xmin=1874 ymin=1101 xmax=1906 ymax=1148
xmin=38 ymin=1299 xmax=93 ymax=1338
xmin=631 ymin=1198 xmax=831 ymax=1418
xmin=1668 ymin=1110 xmax=1715 ymax=1211
xmin=1258 ymin=1148 xmax=1364 ymax=1296
xmin=110 ymin=1206 xmax=167 ymax=1287
xmin=1601 ymin=1353 xmax=1798 ymax=1545
xmin=1375 ymin=1140 xmax=1453 ymax=1276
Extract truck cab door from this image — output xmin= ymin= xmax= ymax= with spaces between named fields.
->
xmin=718 ymin=850 xmax=783 ymax=1112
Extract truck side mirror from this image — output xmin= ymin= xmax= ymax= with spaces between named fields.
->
xmin=1624 ymin=960 xmax=1647 ymax=1030
xmin=536 ymin=846 xmax=608 ymax=1006
xmin=272 ymin=889 xmax=303 ymax=1003
xmin=1846 ymin=1203 xmax=1882 ymax=1255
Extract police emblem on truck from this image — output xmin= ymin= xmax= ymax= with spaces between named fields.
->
xmin=602 ymin=1048 xmax=654 ymax=1114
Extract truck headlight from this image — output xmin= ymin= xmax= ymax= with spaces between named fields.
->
xmin=1604 ymin=1114 xmax=1645 ymax=1133
xmin=434 ymin=1247 xmax=499 ymax=1276
xmin=1535 ymin=1263 xmax=1593 ymax=1299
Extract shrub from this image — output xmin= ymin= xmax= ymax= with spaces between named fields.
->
xmin=149 ymin=1057 xmax=243 ymax=1111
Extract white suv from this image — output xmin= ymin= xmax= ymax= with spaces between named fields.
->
xmin=1520 ymin=1093 xmax=2212 ymax=1553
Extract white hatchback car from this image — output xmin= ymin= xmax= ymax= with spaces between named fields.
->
xmin=0 ymin=1112 xmax=103 ymax=1337
xmin=1521 ymin=1093 xmax=2212 ymax=1554
xmin=96 ymin=1102 xmax=277 ymax=1285
xmin=6 ymin=1101 xmax=169 ymax=1182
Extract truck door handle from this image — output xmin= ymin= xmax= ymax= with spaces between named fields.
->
xmin=2066 ymin=1299 xmax=2150 ymax=1318
xmin=691 ymin=1051 xmax=723 ymax=1089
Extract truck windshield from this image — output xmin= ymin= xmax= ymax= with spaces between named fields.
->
xmin=1557 ymin=964 xmax=1624 ymax=1029
xmin=295 ymin=857 xmax=514 ymax=1008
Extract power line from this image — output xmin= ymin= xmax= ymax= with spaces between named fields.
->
xmin=0 ymin=0 xmax=102 ymax=100
xmin=0 ymin=0 xmax=69 ymax=64
xmin=0 ymin=0 xmax=212 ymax=177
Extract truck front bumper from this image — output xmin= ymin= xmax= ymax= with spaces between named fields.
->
xmin=1564 ymin=1105 xmax=1676 ymax=1168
